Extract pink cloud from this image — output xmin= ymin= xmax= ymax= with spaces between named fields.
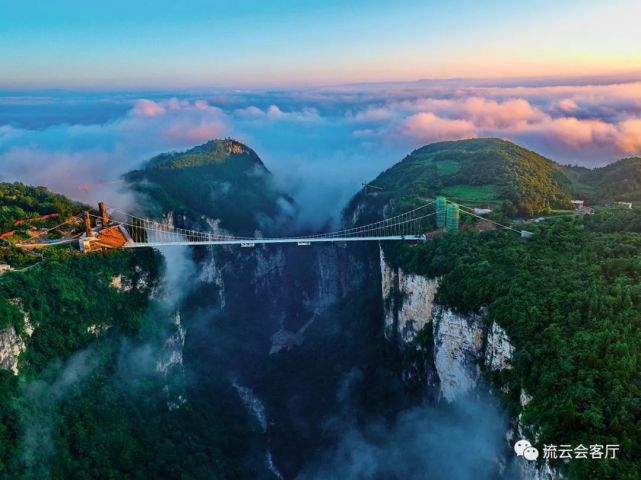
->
xmin=615 ymin=119 xmax=641 ymax=154
xmin=166 ymin=120 xmax=226 ymax=143
xmin=521 ymin=117 xmax=617 ymax=149
xmin=131 ymin=99 xmax=165 ymax=117
xmin=465 ymin=81 xmax=641 ymax=102
xmin=355 ymin=86 xmax=641 ymax=158
xmin=402 ymin=112 xmax=476 ymax=141
xmin=459 ymin=97 xmax=545 ymax=129
xmin=558 ymin=98 xmax=579 ymax=113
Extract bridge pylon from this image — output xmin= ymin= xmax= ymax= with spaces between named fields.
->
xmin=445 ymin=203 xmax=460 ymax=232
xmin=436 ymin=196 xmax=447 ymax=228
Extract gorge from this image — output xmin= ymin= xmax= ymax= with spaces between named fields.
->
xmin=1 ymin=138 xmax=640 ymax=479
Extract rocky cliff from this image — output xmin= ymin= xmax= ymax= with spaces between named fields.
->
xmin=0 ymin=299 xmax=34 ymax=374
xmin=380 ymin=246 xmax=564 ymax=479
xmin=381 ymin=246 xmax=513 ymax=400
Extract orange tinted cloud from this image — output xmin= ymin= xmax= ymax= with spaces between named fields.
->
xmin=616 ymin=119 xmax=641 ymax=153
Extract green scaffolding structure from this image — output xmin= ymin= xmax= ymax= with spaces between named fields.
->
xmin=436 ymin=196 xmax=447 ymax=228
xmin=446 ymin=203 xmax=460 ymax=232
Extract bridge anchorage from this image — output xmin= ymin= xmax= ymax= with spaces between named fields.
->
xmin=16 ymin=197 xmax=532 ymax=253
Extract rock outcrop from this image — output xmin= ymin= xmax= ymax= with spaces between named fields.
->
xmin=156 ymin=310 xmax=186 ymax=374
xmin=485 ymin=321 xmax=515 ymax=371
xmin=379 ymin=247 xmax=514 ymax=400
xmin=0 ymin=325 xmax=26 ymax=374
xmin=0 ymin=299 xmax=34 ymax=374
xmin=432 ymin=306 xmax=484 ymax=401
xmin=379 ymin=249 xmax=565 ymax=479
xmin=380 ymin=247 xmax=439 ymax=343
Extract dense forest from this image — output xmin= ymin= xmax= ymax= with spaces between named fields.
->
xmin=0 ymin=245 xmax=249 ymax=478
xmin=0 ymin=183 xmax=247 ymax=480
xmin=577 ymin=157 xmax=641 ymax=202
xmin=382 ymin=208 xmax=641 ymax=479
xmin=0 ymin=182 xmax=86 ymax=233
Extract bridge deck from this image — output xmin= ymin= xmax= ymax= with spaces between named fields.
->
xmin=124 ymin=235 xmax=424 ymax=247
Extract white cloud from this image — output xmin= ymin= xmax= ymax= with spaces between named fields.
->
xmin=2 ymin=79 xmax=641 ymax=223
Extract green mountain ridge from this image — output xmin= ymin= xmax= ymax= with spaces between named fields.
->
xmin=144 ymin=138 xmax=266 ymax=171
xmin=564 ymin=156 xmax=641 ymax=202
xmin=349 ymin=138 xmax=574 ymax=220
xmin=126 ymin=139 xmax=291 ymax=234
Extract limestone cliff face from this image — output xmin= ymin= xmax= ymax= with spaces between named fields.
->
xmin=380 ymin=247 xmax=439 ymax=343
xmin=379 ymin=247 xmax=514 ymax=401
xmin=198 ymin=248 xmax=227 ymax=308
xmin=485 ymin=321 xmax=515 ymax=371
xmin=432 ymin=306 xmax=485 ymax=402
xmin=506 ymin=390 xmax=565 ymax=480
xmin=0 ymin=326 xmax=26 ymax=374
xmin=0 ymin=299 xmax=34 ymax=375
xmin=379 ymin=249 xmax=564 ymax=479
xmin=156 ymin=310 xmax=188 ymax=411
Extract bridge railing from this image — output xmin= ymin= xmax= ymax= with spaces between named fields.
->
xmin=105 ymin=200 xmax=440 ymax=245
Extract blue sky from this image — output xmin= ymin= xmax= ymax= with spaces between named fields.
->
xmin=1 ymin=0 xmax=640 ymax=88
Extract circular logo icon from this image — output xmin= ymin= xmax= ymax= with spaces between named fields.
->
xmin=514 ymin=439 xmax=531 ymax=456
xmin=523 ymin=446 xmax=540 ymax=461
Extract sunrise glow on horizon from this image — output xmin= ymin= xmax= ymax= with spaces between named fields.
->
xmin=1 ymin=0 xmax=640 ymax=89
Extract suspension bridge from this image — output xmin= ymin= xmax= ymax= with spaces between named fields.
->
xmin=16 ymin=197 xmax=531 ymax=253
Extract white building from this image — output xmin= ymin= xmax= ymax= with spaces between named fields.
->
xmin=570 ymin=200 xmax=584 ymax=210
xmin=473 ymin=208 xmax=492 ymax=215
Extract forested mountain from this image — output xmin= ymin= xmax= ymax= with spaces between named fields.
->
xmin=571 ymin=156 xmax=641 ymax=201
xmin=126 ymin=138 xmax=293 ymax=234
xmin=0 ymin=182 xmax=88 ymax=268
xmin=340 ymin=138 xmax=641 ymax=478
xmin=346 ymin=138 xmax=574 ymax=221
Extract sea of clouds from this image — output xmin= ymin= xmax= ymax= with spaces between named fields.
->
xmin=1 ymin=77 xmax=641 ymax=223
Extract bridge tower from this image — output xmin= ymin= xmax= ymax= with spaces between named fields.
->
xmin=445 ymin=203 xmax=460 ymax=232
xmin=84 ymin=211 xmax=94 ymax=238
xmin=436 ymin=196 xmax=447 ymax=228
xmin=98 ymin=201 xmax=109 ymax=227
